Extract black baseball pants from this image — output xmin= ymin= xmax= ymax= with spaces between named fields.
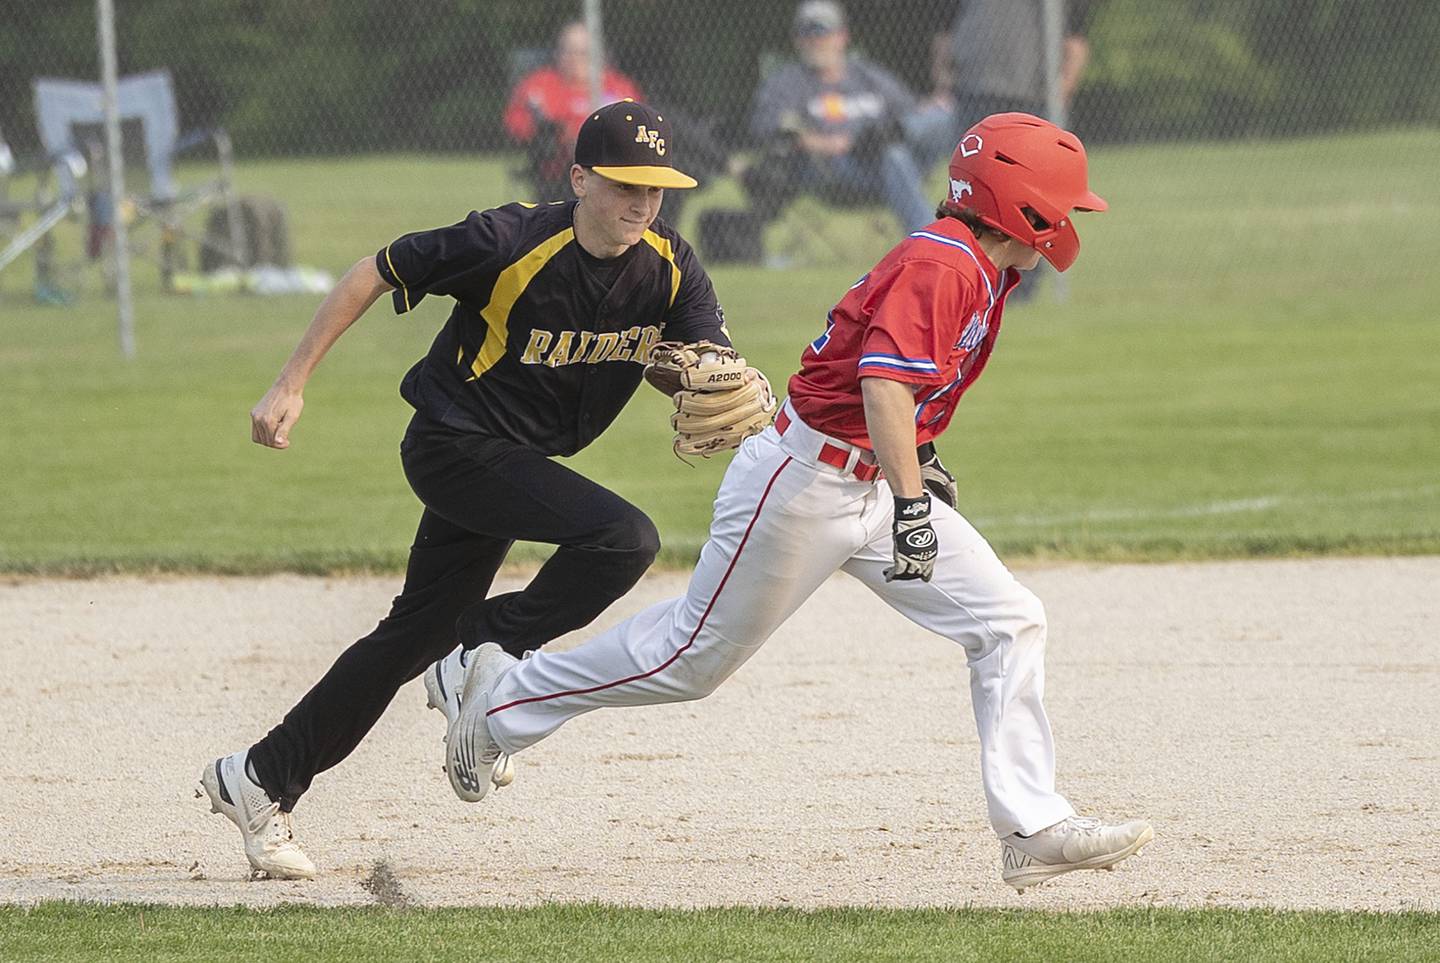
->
xmin=247 ymin=414 xmax=660 ymax=810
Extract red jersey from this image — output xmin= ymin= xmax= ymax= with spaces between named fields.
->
xmin=503 ymin=67 xmax=644 ymax=179
xmin=786 ymin=217 xmax=1019 ymax=449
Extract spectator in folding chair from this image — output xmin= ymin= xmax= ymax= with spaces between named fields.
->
xmin=503 ymin=21 xmax=643 ymax=204
xmin=742 ymin=1 xmax=935 ymax=238
xmin=503 ymin=22 xmax=726 ymax=228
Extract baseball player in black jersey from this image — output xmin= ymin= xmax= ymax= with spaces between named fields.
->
xmin=200 ymin=101 xmax=733 ymax=879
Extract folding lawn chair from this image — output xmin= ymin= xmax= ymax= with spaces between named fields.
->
xmin=0 ymin=120 xmax=89 ymax=300
xmin=32 ymin=68 xmax=246 ymax=291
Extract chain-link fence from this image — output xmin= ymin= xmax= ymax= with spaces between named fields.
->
xmin=3 ymin=0 xmax=1438 ymax=288
xmin=8 ymin=1 xmax=1436 ymax=154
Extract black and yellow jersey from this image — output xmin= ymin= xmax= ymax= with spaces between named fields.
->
xmin=374 ymin=200 xmax=728 ymax=456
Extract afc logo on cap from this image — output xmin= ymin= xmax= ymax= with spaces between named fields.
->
xmin=635 ymin=125 xmax=666 ymax=157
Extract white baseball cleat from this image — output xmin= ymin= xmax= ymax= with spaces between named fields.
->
xmin=199 ymin=751 xmax=316 ymax=880
xmin=1000 ymin=815 xmax=1153 ymax=893
xmin=445 ymin=642 xmax=519 ymax=802
xmin=424 ymin=643 xmax=470 ymax=727
xmin=427 ymin=644 xmax=514 ymax=789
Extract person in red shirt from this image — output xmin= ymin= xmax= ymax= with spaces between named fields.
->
xmin=504 ymin=21 xmax=644 ymax=202
xmin=444 ymin=113 xmax=1154 ymax=893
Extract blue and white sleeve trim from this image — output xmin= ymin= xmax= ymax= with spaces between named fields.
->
xmin=858 ymin=352 xmax=940 ymax=375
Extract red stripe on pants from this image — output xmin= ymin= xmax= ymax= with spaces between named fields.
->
xmin=488 ymin=456 xmax=794 ymax=715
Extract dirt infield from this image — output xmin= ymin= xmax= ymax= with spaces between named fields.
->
xmin=1 ymin=558 xmax=1436 ymax=911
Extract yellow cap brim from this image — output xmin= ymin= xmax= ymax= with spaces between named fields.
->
xmin=591 ymin=165 xmax=698 ymax=189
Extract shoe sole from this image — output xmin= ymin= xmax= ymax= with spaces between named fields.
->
xmin=1004 ymin=825 xmax=1155 ymax=893
xmin=446 ymin=703 xmax=492 ymax=802
xmin=446 ymin=645 xmax=519 ymax=802
xmin=428 ymin=659 xmax=513 ymax=791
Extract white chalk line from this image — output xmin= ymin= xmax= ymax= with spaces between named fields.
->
xmin=977 ymin=484 xmax=1440 ymax=529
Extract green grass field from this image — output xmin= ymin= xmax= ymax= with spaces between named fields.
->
xmin=3 ymin=129 xmax=1438 ymax=573
xmin=3 ymin=129 xmax=1439 ymax=960
xmin=3 ymin=904 xmax=1438 ymax=962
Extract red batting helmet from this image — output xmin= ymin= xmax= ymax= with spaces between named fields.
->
xmin=943 ymin=112 xmax=1107 ymax=272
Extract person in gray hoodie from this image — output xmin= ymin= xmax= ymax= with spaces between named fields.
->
xmin=743 ymin=0 xmax=936 ymax=234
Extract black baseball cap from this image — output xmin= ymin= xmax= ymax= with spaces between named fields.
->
xmin=574 ymin=99 xmax=698 ymax=190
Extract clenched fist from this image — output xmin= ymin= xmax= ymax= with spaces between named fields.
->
xmin=250 ymin=384 xmax=304 ymax=449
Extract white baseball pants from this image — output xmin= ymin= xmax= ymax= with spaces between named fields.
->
xmin=485 ymin=404 xmax=1076 ymax=837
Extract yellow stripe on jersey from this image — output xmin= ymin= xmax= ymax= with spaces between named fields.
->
xmin=384 ymin=245 xmax=412 ymax=313
xmin=468 ymin=228 xmax=575 ymax=382
xmin=641 ymin=230 xmax=681 ymax=309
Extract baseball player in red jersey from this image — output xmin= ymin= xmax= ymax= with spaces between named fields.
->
xmin=446 ymin=114 xmax=1152 ymax=892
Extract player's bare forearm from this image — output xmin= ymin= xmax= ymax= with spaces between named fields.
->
xmin=861 ymin=376 xmax=923 ymax=498
xmin=272 ymin=257 xmax=391 ymax=391
xmin=250 ymin=257 xmax=392 ymax=449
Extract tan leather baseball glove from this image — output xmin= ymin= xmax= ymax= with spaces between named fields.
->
xmin=643 ymin=341 xmax=777 ymax=457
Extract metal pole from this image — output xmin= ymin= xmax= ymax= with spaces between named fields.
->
xmin=97 ymin=0 xmax=135 ymax=358
xmin=1041 ymin=0 xmax=1068 ymax=302
xmin=583 ymin=0 xmax=605 ymax=109
xmin=1041 ymin=0 xmax=1066 ymax=128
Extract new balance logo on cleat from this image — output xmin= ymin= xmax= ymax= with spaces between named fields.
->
xmin=451 ymin=763 xmax=482 ymax=796
xmin=1002 ymin=846 xmax=1035 ymax=870
xmin=445 ymin=643 xmax=519 ymax=803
